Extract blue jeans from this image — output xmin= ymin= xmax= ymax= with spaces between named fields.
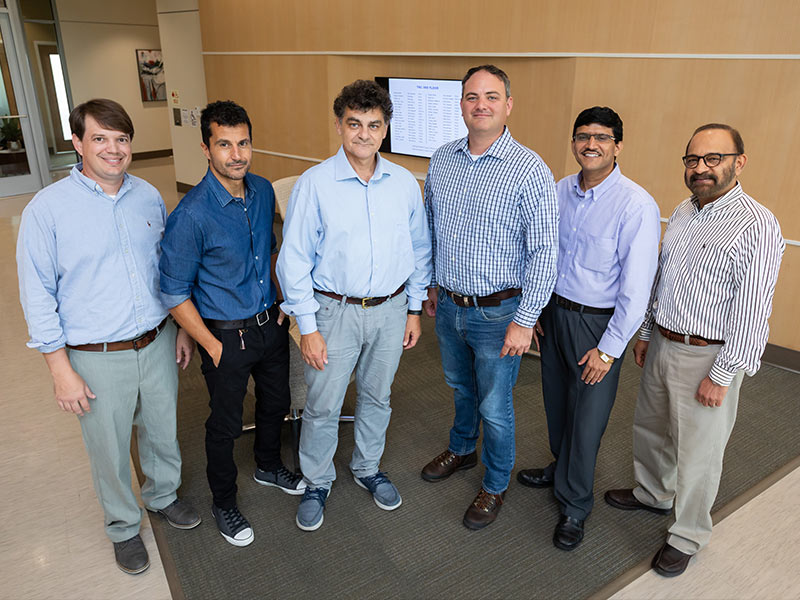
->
xmin=299 ymin=290 xmax=408 ymax=490
xmin=435 ymin=289 xmax=522 ymax=494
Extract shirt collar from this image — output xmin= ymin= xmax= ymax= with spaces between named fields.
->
xmin=333 ymin=145 xmax=389 ymax=184
xmin=70 ymin=163 xmax=132 ymax=201
xmin=203 ymin=167 xmax=254 ymax=207
xmin=573 ymin=164 xmax=622 ymax=201
xmin=455 ymin=126 xmax=513 ymax=160
xmin=690 ymin=181 xmax=743 ymax=213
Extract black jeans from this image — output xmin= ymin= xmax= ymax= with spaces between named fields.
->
xmin=198 ymin=304 xmax=290 ymax=509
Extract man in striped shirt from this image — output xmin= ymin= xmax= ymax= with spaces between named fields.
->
xmin=420 ymin=65 xmax=559 ymax=530
xmin=605 ymin=124 xmax=785 ymax=577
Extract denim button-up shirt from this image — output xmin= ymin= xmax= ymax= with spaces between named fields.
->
xmin=160 ymin=168 xmax=277 ymax=320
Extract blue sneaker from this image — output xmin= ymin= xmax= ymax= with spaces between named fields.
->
xmin=296 ymin=487 xmax=329 ymax=531
xmin=353 ymin=471 xmax=402 ymax=511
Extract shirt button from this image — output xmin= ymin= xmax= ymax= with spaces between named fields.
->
xmin=244 ymin=207 xmax=247 ymax=212
xmin=572 ymin=228 xmax=576 ymax=232
xmin=260 ymin=279 xmax=264 ymax=284
xmin=255 ymin=256 xmax=259 ymax=260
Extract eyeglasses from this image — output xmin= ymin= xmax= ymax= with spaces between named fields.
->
xmin=573 ymin=133 xmax=616 ymax=143
xmin=681 ymin=153 xmax=740 ymax=168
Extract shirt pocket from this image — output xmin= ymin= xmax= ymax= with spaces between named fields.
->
xmin=577 ymin=234 xmax=617 ymax=273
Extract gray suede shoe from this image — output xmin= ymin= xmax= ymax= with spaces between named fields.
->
xmin=113 ymin=534 xmax=149 ymax=575
xmin=148 ymin=498 xmax=202 ymax=529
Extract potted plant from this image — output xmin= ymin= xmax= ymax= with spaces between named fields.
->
xmin=1 ymin=118 xmax=23 ymax=150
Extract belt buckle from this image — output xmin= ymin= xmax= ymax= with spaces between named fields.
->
xmin=256 ymin=310 xmax=269 ymax=326
xmin=361 ymin=297 xmax=374 ymax=309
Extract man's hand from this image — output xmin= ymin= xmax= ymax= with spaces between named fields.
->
xmin=500 ymin=321 xmax=533 ymax=357
xmin=633 ymin=340 xmax=649 ymax=368
xmin=403 ymin=314 xmax=422 ymax=350
xmin=578 ymin=347 xmax=613 ymax=385
xmin=54 ymin=369 xmax=95 ymax=416
xmin=175 ymin=328 xmax=195 ymax=370
xmin=531 ymin=319 xmax=544 ymax=352
xmin=277 ymin=308 xmax=288 ymax=326
xmin=301 ymin=331 xmax=328 ymax=371
xmin=423 ymin=287 xmax=438 ymax=318
xmin=695 ymin=376 xmax=728 ymax=407
xmin=209 ymin=338 xmax=223 ymax=368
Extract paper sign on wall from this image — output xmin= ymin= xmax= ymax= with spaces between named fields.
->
xmin=171 ymin=90 xmax=180 ymax=105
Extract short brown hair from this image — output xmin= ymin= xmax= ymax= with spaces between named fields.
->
xmin=69 ymin=99 xmax=134 ymax=141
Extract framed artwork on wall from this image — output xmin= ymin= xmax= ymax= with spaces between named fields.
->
xmin=136 ymin=49 xmax=165 ymax=102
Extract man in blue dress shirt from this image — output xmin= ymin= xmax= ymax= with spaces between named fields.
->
xmin=17 ymin=99 xmax=199 ymax=575
xmin=517 ymin=107 xmax=660 ymax=550
xmin=277 ymin=80 xmax=432 ymax=531
xmin=160 ymin=101 xmax=304 ymax=547
xmin=421 ymin=65 xmax=559 ymax=530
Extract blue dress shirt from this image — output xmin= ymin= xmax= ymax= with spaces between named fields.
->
xmin=277 ymin=146 xmax=433 ymax=335
xmin=17 ymin=165 xmax=168 ymax=351
xmin=554 ymin=165 xmax=661 ymax=357
xmin=425 ymin=127 xmax=559 ymax=328
xmin=159 ymin=168 xmax=277 ymax=320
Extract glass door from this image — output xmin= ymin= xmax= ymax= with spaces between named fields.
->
xmin=0 ymin=10 xmax=43 ymax=196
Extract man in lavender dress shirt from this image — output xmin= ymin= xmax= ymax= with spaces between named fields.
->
xmin=517 ymin=107 xmax=660 ymax=550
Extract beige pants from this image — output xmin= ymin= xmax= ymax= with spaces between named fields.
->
xmin=632 ymin=329 xmax=744 ymax=555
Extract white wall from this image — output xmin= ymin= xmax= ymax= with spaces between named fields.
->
xmin=55 ymin=0 xmax=171 ymax=153
xmin=156 ymin=0 xmax=208 ymax=185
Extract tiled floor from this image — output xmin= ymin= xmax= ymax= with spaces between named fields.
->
xmin=1 ymin=158 xmax=798 ymax=599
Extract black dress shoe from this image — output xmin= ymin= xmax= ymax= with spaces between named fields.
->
xmin=652 ymin=542 xmax=693 ymax=577
xmin=604 ymin=488 xmax=672 ymax=515
xmin=553 ymin=515 xmax=584 ymax=551
xmin=517 ymin=467 xmax=554 ymax=488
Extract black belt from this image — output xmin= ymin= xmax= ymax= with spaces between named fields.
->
xmin=315 ymin=285 xmax=404 ymax=308
xmin=203 ymin=305 xmax=277 ymax=330
xmin=442 ymin=288 xmax=521 ymax=308
xmin=552 ymin=293 xmax=614 ymax=315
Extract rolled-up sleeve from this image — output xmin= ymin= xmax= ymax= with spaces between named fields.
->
xmin=16 ymin=203 xmax=66 ymax=353
xmin=159 ymin=206 xmax=203 ymax=309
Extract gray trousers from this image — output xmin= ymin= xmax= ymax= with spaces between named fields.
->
xmin=299 ymin=291 xmax=407 ymax=489
xmin=540 ymin=300 xmax=624 ymax=519
xmin=68 ymin=321 xmax=182 ymax=543
xmin=632 ymin=328 xmax=744 ymax=554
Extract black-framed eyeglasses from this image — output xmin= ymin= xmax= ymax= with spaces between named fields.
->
xmin=573 ymin=133 xmax=616 ymax=143
xmin=681 ymin=153 xmax=740 ymax=168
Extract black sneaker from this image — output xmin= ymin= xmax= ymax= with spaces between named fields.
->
xmin=211 ymin=504 xmax=254 ymax=547
xmin=113 ymin=534 xmax=150 ymax=574
xmin=254 ymin=464 xmax=307 ymax=495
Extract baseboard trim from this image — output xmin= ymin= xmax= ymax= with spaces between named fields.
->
xmin=132 ymin=149 xmax=173 ymax=161
xmin=762 ymin=343 xmax=800 ymax=373
xmin=176 ymin=181 xmax=193 ymax=193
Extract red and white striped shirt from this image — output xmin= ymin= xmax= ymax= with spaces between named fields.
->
xmin=640 ymin=182 xmax=785 ymax=386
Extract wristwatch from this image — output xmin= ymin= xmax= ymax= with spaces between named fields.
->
xmin=598 ymin=351 xmax=615 ymax=364
xmin=407 ymin=309 xmax=422 ymax=316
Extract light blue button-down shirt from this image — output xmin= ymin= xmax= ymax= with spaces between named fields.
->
xmin=277 ymin=146 xmax=433 ymax=335
xmin=554 ymin=164 xmax=661 ymax=357
xmin=17 ymin=165 xmax=168 ymax=352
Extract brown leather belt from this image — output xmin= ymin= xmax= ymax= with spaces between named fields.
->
xmin=315 ymin=285 xmax=404 ymax=308
xmin=443 ymin=287 xmax=522 ymax=308
xmin=657 ymin=325 xmax=723 ymax=346
xmin=67 ymin=318 xmax=169 ymax=352
xmin=553 ymin=293 xmax=614 ymax=315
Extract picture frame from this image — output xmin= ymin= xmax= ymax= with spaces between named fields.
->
xmin=136 ymin=49 xmax=166 ymax=102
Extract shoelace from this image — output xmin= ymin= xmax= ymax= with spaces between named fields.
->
xmin=360 ymin=471 xmax=390 ymax=490
xmin=473 ymin=490 xmax=501 ymax=511
xmin=275 ymin=465 xmax=300 ymax=484
xmin=220 ymin=507 xmax=248 ymax=531
xmin=303 ymin=487 xmax=328 ymax=505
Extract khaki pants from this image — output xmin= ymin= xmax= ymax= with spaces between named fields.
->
xmin=632 ymin=329 xmax=744 ymax=555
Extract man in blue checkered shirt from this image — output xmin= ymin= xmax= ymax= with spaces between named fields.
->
xmin=420 ymin=65 xmax=559 ymax=530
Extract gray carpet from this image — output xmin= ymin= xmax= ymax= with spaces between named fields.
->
xmin=156 ymin=316 xmax=800 ymax=600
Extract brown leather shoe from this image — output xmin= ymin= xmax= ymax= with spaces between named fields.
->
xmin=652 ymin=542 xmax=693 ymax=577
xmin=604 ymin=488 xmax=672 ymax=515
xmin=421 ymin=449 xmax=477 ymax=482
xmin=462 ymin=488 xmax=505 ymax=530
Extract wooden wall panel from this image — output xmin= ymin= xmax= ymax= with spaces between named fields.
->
xmin=199 ymin=0 xmax=800 ymax=55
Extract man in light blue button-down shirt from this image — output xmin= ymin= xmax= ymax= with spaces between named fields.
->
xmin=16 ymin=99 xmax=198 ymax=574
xmin=278 ymin=80 xmax=432 ymax=531
xmin=517 ymin=107 xmax=660 ymax=551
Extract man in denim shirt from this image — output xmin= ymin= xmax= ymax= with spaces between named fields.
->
xmin=160 ymin=101 xmax=303 ymax=547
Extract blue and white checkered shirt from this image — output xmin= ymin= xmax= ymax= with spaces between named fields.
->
xmin=424 ymin=128 xmax=559 ymax=327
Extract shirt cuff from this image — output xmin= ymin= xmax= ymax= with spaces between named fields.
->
xmin=295 ymin=313 xmax=318 ymax=335
xmin=638 ymin=325 xmax=653 ymax=341
xmin=30 ymin=339 xmax=66 ymax=353
xmin=408 ymin=297 xmax=423 ymax=312
xmin=512 ymin=308 xmax=537 ymax=329
xmin=160 ymin=291 xmax=191 ymax=310
xmin=709 ymin=362 xmax=737 ymax=387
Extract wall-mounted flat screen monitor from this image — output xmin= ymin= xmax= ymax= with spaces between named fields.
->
xmin=375 ymin=77 xmax=467 ymax=159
